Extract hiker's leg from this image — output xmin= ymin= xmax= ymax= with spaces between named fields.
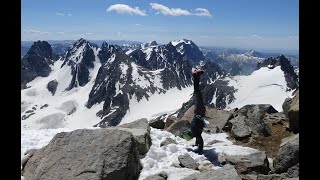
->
xmin=193 ymin=76 xmax=205 ymax=115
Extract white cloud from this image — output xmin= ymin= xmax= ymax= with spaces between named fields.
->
xmin=194 ymin=8 xmax=212 ymax=17
xmin=67 ymin=13 xmax=72 ymax=16
xmin=150 ymin=3 xmax=192 ymax=16
xmin=24 ymin=29 xmax=49 ymax=35
xmin=56 ymin=12 xmax=65 ymax=16
xmin=85 ymin=33 xmax=93 ymax=35
xmin=57 ymin=32 xmax=65 ymax=34
xmin=135 ymin=23 xmax=142 ymax=26
xmin=251 ymin=34 xmax=263 ymax=39
xmin=106 ymin=4 xmax=147 ymax=16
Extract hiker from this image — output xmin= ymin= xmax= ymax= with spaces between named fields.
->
xmin=190 ymin=68 xmax=207 ymax=154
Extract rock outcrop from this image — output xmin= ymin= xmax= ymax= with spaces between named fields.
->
xmin=23 ymin=129 xmax=141 ymax=180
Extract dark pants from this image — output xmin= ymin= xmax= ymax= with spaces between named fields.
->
xmin=191 ymin=75 xmax=204 ymax=151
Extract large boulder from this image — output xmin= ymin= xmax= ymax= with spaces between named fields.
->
xmin=229 ymin=115 xmax=252 ymax=140
xmin=287 ymin=163 xmax=299 ymax=178
xmin=204 ymin=107 xmax=231 ymax=133
xmin=288 ymin=90 xmax=299 ymax=133
xmin=164 ymin=116 xmax=176 ymax=129
xmin=274 ymin=134 xmax=299 ymax=173
xmin=282 ymin=98 xmax=292 ymax=118
xmin=144 ymin=172 xmax=168 ymax=180
xmin=23 ymin=129 xmax=141 ymax=180
xmin=225 ymin=104 xmax=278 ymax=138
xmin=149 ymin=118 xmax=165 ymax=129
xmin=181 ymin=164 xmax=242 ymax=180
xmin=178 ymin=154 xmax=199 ymax=170
xmin=257 ymin=174 xmax=288 ymax=180
xmin=118 ymin=118 xmax=152 ymax=155
xmin=47 ymin=80 xmax=58 ymax=95
xmin=166 ymin=120 xmax=191 ymax=136
xmin=224 ymin=151 xmax=270 ymax=174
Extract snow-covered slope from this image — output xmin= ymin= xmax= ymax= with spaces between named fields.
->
xmin=225 ymin=66 xmax=294 ymax=111
xmin=21 ymin=50 xmax=103 ymax=130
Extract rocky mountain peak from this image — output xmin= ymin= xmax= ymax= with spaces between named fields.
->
xmin=256 ymin=55 xmax=299 ymax=91
xmin=98 ymin=41 xmax=122 ymax=64
xmin=21 ymin=40 xmax=53 ymax=89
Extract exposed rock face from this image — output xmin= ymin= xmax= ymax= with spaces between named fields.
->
xmin=256 ymin=55 xmax=299 ymax=91
xmin=225 ymin=104 xmax=278 ymax=138
xmin=23 ymin=129 xmax=141 ymax=180
xmin=256 ymin=174 xmax=288 ymax=180
xmin=98 ymin=42 xmax=122 ymax=64
xmin=149 ymin=117 xmax=165 ymax=129
xmin=21 ymin=41 xmax=53 ymax=89
xmin=61 ymin=38 xmax=96 ymax=91
xmin=224 ymin=151 xmax=270 ymax=174
xmin=46 ymin=80 xmax=58 ymax=95
xmin=287 ymin=163 xmax=299 ymax=178
xmin=282 ymin=98 xmax=292 ymax=118
xmin=117 ymin=119 xmax=152 ymax=155
xmin=182 ymin=164 xmax=242 ymax=180
xmin=274 ymin=134 xmax=299 ymax=173
xmin=178 ymin=154 xmax=199 ymax=170
xmin=229 ymin=115 xmax=252 ymax=139
xmin=144 ymin=172 xmax=168 ymax=180
xmin=288 ymin=90 xmax=299 ymax=133
xmin=165 ymin=120 xmax=191 ymax=136
xmin=170 ymin=39 xmax=205 ymax=64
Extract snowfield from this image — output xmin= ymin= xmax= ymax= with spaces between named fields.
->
xmin=225 ymin=66 xmax=294 ymax=111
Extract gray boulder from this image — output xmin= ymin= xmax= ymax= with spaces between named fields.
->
xmin=182 ymin=164 xmax=242 ymax=180
xmin=225 ymin=104 xmax=278 ymax=137
xmin=257 ymin=174 xmax=287 ymax=180
xmin=274 ymin=134 xmax=299 ymax=173
xmin=288 ymin=90 xmax=299 ymax=133
xmin=164 ymin=116 xmax=176 ymax=129
xmin=149 ymin=118 xmax=165 ymax=129
xmin=21 ymin=149 xmax=37 ymax=170
xmin=229 ymin=115 xmax=252 ymax=139
xmin=117 ymin=118 xmax=152 ymax=155
xmin=178 ymin=154 xmax=199 ymax=170
xmin=47 ymin=80 xmax=58 ymax=95
xmin=287 ymin=163 xmax=299 ymax=178
xmin=119 ymin=118 xmax=150 ymax=132
xmin=160 ymin=138 xmax=177 ymax=147
xmin=225 ymin=151 xmax=270 ymax=174
xmin=282 ymin=98 xmax=292 ymax=118
xmin=23 ymin=129 xmax=141 ymax=180
xmin=166 ymin=120 xmax=191 ymax=136
xmin=204 ymin=107 xmax=231 ymax=133
xmin=144 ymin=172 xmax=168 ymax=180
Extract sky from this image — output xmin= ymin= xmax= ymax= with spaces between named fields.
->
xmin=21 ymin=0 xmax=299 ymax=51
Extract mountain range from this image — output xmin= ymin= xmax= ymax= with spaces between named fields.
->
xmin=21 ymin=38 xmax=299 ymax=129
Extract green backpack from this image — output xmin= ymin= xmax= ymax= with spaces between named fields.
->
xmin=180 ymin=129 xmax=193 ymax=141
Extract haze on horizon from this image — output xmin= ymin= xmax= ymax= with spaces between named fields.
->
xmin=22 ymin=0 xmax=298 ymax=52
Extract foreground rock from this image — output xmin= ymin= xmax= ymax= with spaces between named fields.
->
xmin=160 ymin=138 xmax=177 ymax=147
xmin=144 ymin=172 xmax=168 ymax=180
xmin=182 ymin=164 xmax=242 ymax=180
xmin=288 ymin=90 xmax=299 ymax=133
xmin=149 ymin=117 xmax=165 ymax=129
xmin=23 ymin=129 xmax=141 ymax=180
xmin=178 ymin=154 xmax=199 ymax=170
xmin=165 ymin=120 xmax=191 ymax=136
xmin=257 ymin=174 xmax=288 ymax=180
xmin=224 ymin=151 xmax=270 ymax=174
xmin=118 ymin=118 xmax=152 ymax=155
xmin=274 ymin=134 xmax=299 ymax=173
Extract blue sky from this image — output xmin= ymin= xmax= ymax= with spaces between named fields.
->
xmin=22 ymin=0 xmax=298 ymax=51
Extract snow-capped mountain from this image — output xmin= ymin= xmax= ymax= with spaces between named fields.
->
xmin=21 ymin=38 xmax=227 ymax=129
xmin=21 ymin=38 xmax=298 ymax=131
xmin=21 ymin=41 xmax=54 ymax=89
xmin=170 ymin=39 xmax=205 ymax=63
